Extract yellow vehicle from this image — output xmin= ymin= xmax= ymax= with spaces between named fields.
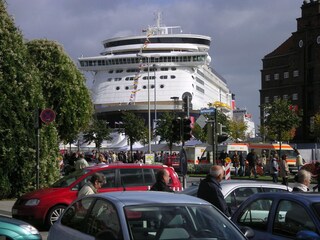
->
xmin=248 ymin=143 xmax=297 ymax=172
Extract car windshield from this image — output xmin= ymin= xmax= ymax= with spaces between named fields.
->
xmin=51 ymin=170 xmax=89 ymax=187
xmin=125 ymin=204 xmax=245 ymax=240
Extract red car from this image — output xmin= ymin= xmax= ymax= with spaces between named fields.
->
xmin=12 ymin=163 xmax=181 ymax=229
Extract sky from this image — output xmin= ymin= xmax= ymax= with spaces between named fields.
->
xmin=6 ymin=0 xmax=303 ymax=125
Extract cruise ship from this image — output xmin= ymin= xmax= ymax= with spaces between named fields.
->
xmin=78 ymin=14 xmax=233 ymax=126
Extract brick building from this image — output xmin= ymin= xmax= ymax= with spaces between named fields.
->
xmin=261 ymin=0 xmax=320 ymax=142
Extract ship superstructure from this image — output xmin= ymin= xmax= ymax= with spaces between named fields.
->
xmin=78 ymin=15 xmax=232 ymax=124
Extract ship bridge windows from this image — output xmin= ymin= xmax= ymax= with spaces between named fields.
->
xmin=196 ymin=86 xmax=205 ymax=93
xmin=171 ymin=75 xmax=176 ymax=79
xmin=116 ymin=69 xmax=123 ymax=73
xmin=125 ymin=77 xmax=135 ymax=81
xmin=160 ymin=75 xmax=168 ymax=79
xmin=108 ymin=70 xmax=114 ymax=74
xmin=196 ymin=77 xmax=204 ymax=85
xmin=160 ymin=67 xmax=169 ymax=71
xmin=114 ymin=78 xmax=122 ymax=81
xmin=171 ymin=67 xmax=177 ymax=71
xmin=79 ymin=54 xmax=206 ymax=68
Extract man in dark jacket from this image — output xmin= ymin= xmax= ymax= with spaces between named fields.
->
xmin=150 ymin=169 xmax=174 ymax=192
xmin=197 ymin=165 xmax=231 ymax=217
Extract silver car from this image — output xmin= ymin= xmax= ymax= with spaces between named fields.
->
xmin=181 ymin=180 xmax=292 ymax=214
xmin=48 ymin=191 xmax=251 ymax=239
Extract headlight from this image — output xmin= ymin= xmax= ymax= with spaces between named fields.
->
xmin=25 ymin=199 xmax=40 ymax=206
xmin=20 ymin=224 xmax=40 ymax=235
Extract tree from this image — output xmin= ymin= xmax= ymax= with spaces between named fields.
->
xmin=192 ymin=123 xmax=207 ymax=142
xmin=263 ymin=99 xmax=300 ymax=158
xmin=263 ymin=99 xmax=300 ymax=142
xmin=0 ymin=0 xmax=60 ymax=197
xmin=313 ymin=112 xmax=320 ymax=142
xmin=229 ymin=120 xmax=248 ymax=142
xmin=26 ymin=39 xmax=93 ymax=143
xmin=119 ymin=112 xmax=147 ymax=160
xmin=83 ymin=116 xmax=111 ymax=151
xmin=155 ymin=112 xmax=181 ymax=152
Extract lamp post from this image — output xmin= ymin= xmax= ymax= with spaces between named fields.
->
xmin=137 ymin=53 xmax=160 ymax=153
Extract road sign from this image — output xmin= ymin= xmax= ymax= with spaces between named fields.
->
xmin=200 ymin=107 xmax=216 ymax=115
xmin=40 ymin=108 xmax=56 ymax=124
xmin=196 ymin=115 xmax=207 ymax=129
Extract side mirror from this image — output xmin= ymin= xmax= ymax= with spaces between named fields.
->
xmin=296 ymin=230 xmax=320 ymax=240
xmin=239 ymin=226 xmax=254 ymax=239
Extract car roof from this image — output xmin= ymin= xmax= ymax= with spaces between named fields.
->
xmin=88 ymin=191 xmax=211 ymax=206
xmin=247 ymin=191 xmax=320 ymax=203
xmin=86 ymin=163 xmax=171 ymax=171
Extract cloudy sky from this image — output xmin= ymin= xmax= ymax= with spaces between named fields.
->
xmin=6 ymin=0 xmax=303 ymax=124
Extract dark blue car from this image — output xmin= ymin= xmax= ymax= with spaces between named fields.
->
xmin=231 ymin=192 xmax=320 ymax=240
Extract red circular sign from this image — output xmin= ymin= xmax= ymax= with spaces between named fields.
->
xmin=40 ymin=108 xmax=56 ymax=124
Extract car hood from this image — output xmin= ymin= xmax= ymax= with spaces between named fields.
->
xmin=20 ymin=187 xmax=68 ymax=199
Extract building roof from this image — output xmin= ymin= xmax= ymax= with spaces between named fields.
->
xmin=264 ymin=36 xmax=294 ymax=58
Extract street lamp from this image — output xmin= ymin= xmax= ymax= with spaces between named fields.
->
xmin=137 ymin=53 xmax=160 ymax=154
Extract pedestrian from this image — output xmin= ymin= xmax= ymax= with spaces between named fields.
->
xmin=197 ymin=165 xmax=231 ymax=217
xmin=270 ymin=154 xmax=279 ymax=183
xmin=295 ymin=149 xmax=303 ymax=170
xmin=292 ymin=169 xmax=311 ymax=192
xmin=75 ymin=152 xmax=89 ymax=170
xmin=232 ymin=151 xmax=240 ymax=176
xmin=312 ymin=162 xmax=320 ymax=192
xmin=219 ymin=150 xmax=227 ymax=166
xmin=150 ymin=169 xmax=174 ymax=192
xmin=279 ymin=154 xmax=289 ymax=186
xmin=246 ymin=149 xmax=258 ymax=178
xmin=78 ymin=173 xmax=105 ymax=198
xmin=239 ymin=152 xmax=245 ymax=176
xmin=97 ymin=153 xmax=107 ymax=165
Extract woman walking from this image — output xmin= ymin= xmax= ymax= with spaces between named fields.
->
xmin=279 ymin=154 xmax=289 ymax=186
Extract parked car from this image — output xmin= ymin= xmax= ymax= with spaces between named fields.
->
xmin=0 ymin=215 xmax=41 ymax=239
xmin=12 ymin=163 xmax=181 ymax=229
xmin=231 ymin=192 xmax=320 ymax=240
xmin=48 ymin=191 xmax=252 ymax=240
xmin=180 ymin=180 xmax=292 ymax=214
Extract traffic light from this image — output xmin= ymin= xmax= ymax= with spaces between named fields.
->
xmin=182 ymin=118 xmax=192 ymax=141
xmin=171 ymin=118 xmax=181 ymax=142
xmin=217 ymin=134 xmax=229 ymax=143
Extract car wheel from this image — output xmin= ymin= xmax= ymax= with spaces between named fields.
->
xmin=46 ymin=205 xmax=66 ymax=228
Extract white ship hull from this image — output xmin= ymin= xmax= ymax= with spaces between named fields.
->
xmin=78 ymin=18 xmax=232 ymax=120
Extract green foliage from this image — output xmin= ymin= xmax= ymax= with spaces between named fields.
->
xmin=119 ymin=112 xmax=147 ymax=153
xmin=191 ymin=123 xmax=207 ymax=142
xmin=83 ymin=116 xmax=111 ymax=150
xmin=229 ymin=119 xmax=248 ymax=141
xmin=155 ymin=112 xmax=181 ymax=152
xmin=313 ymin=112 xmax=320 ymax=142
xmin=26 ymin=39 xmax=93 ymax=143
xmin=262 ymin=99 xmax=301 ymax=142
xmin=0 ymin=1 xmax=90 ymax=197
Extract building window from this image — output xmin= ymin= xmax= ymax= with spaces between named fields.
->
xmin=274 ymin=73 xmax=279 ymax=80
xmin=293 ymin=70 xmax=299 ymax=77
xmin=283 ymin=94 xmax=288 ymax=100
xmin=292 ymin=93 xmax=298 ymax=100
xmin=265 ymin=75 xmax=270 ymax=81
xmin=265 ymin=96 xmax=269 ymax=103
xmin=273 ymin=96 xmax=278 ymax=101
xmin=196 ymin=86 xmax=204 ymax=93
xmin=284 ymin=72 xmax=289 ymax=79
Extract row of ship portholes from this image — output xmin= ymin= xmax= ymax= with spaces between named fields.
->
xmin=107 ymin=75 xmax=176 ymax=82
xmin=115 ymin=84 xmax=165 ymax=91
